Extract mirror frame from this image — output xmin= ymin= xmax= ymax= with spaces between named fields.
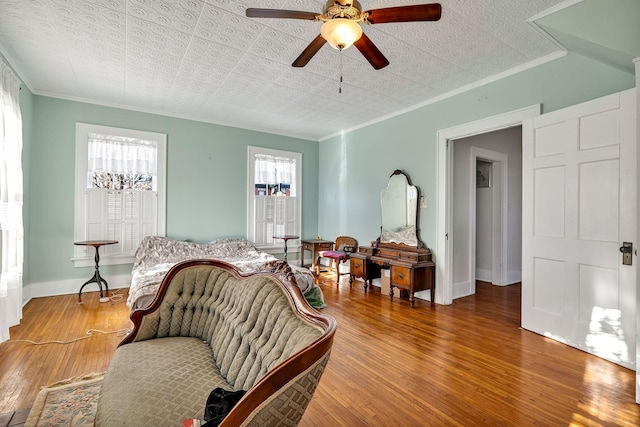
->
xmin=377 ymin=169 xmax=424 ymax=249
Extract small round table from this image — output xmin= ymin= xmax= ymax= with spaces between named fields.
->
xmin=74 ymin=240 xmax=118 ymax=303
xmin=273 ymin=235 xmax=299 ymax=261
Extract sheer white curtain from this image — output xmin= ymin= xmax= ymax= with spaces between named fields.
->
xmin=0 ymin=60 xmax=23 ymax=343
xmin=87 ymin=133 xmax=156 ymax=175
xmin=254 ymin=154 xmax=296 ymax=195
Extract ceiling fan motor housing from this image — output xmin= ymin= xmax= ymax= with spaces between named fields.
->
xmin=323 ymin=0 xmax=362 ymax=20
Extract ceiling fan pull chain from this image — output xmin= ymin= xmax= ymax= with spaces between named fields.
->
xmin=339 ymin=52 xmax=343 ymax=94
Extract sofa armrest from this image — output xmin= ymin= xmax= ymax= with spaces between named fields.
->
xmin=223 ymin=350 xmax=332 ymax=426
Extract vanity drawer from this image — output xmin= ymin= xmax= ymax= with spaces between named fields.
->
xmin=359 ymin=246 xmax=374 ymax=255
xmin=391 ymin=265 xmax=411 ymax=288
xmin=350 ymin=257 xmax=365 ymax=277
xmin=378 ymin=248 xmax=400 ymax=259
xmin=399 ymin=252 xmax=419 ymax=261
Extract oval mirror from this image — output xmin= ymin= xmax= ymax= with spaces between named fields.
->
xmin=380 ymin=170 xmax=419 ymax=247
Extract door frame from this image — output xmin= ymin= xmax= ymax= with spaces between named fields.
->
xmin=470 ymin=147 xmax=509 ymax=293
xmin=634 ymin=57 xmax=639 ymax=404
xmin=435 ymin=105 xmax=540 ymax=305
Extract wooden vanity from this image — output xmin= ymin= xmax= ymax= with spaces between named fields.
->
xmin=351 ymin=242 xmax=435 ymax=307
xmin=350 ymin=169 xmax=435 ymax=307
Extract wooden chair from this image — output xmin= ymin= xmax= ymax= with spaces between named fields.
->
xmin=317 ymin=236 xmax=357 ymax=284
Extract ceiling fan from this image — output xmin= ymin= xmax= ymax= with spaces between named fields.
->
xmin=246 ymin=1 xmax=442 ymax=70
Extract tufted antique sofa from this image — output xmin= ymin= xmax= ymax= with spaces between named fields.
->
xmin=95 ymin=259 xmax=337 ymax=426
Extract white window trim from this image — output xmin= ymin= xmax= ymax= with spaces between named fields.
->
xmin=73 ymin=123 xmax=166 ymax=267
xmin=247 ymin=146 xmax=302 ymax=252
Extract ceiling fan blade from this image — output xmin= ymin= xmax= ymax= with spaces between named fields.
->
xmin=354 ymin=33 xmax=389 ymax=70
xmin=246 ymin=8 xmax=319 ymax=20
xmin=292 ymin=35 xmax=327 ymax=67
xmin=365 ymin=4 xmax=442 ymax=24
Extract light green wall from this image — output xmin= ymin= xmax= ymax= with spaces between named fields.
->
xmin=27 ymin=98 xmax=319 ymax=284
xmin=318 ymin=53 xmax=636 ymax=251
xmin=537 ymin=0 xmax=640 ymax=57
xmin=18 ymin=51 xmax=638 ymax=287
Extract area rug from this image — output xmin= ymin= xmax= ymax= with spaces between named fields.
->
xmin=25 ymin=372 xmax=104 ymax=427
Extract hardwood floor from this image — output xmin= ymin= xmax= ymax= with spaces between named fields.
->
xmin=0 ymin=289 xmax=132 ymax=419
xmin=1 ymin=276 xmax=639 ymax=426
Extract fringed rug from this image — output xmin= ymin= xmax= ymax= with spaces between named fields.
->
xmin=25 ymin=372 xmax=104 ymax=427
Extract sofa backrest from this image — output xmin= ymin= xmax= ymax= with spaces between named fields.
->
xmin=125 ymin=260 xmax=330 ymax=391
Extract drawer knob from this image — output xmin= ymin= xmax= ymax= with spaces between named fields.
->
xmin=397 ymin=273 xmax=404 ymax=279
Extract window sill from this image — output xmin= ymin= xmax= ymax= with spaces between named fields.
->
xmin=72 ymin=254 xmax=134 ymax=268
xmin=259 ymin=244 xmax=301 ymax=255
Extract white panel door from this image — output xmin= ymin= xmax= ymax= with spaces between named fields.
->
xmin=522 ymin=89 xmax=636 ymax=370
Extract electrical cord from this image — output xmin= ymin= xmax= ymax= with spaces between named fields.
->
xmin=78 ymin=289 xmax=125 ymax=304
xmin=108 ymin=289 xmax=124 ymax=303
xmin=2 ymin=328 xmax=131 ymax=346
xmin=2 ymin=289 xmax=130 ymax=345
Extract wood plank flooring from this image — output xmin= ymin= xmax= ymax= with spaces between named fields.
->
xmin=1 ymin=276 xmax=639 ymax=426
xmin=0 ymin=289 xmax=131 ymax=419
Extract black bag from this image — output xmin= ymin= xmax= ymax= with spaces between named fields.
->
xmin=202 ymin=387 xmax=246 ymax=426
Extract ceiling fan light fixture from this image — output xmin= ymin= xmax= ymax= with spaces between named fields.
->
xmin=321 ymin=18 xmax=363 ymax=50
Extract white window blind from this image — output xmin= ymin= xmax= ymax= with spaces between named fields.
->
xmin=74 ymin=123 xmax=166 ymax=267
xmin=254 ymin=195 xmax=298 ymax=246
xmin=248 ymin=146 xmax=301 ymax=250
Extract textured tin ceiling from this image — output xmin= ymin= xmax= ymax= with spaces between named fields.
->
xmin=0 ymin=0 xmax=573 ymax=140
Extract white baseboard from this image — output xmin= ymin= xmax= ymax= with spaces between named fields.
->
xmin=507 ymin=270 xmax=522 ymax=285
xmin=475 ymin=269 xmax=522 ymax=286
xmin=414 ymin=289 xmax=432 ymax=301
xmin=453 ymin=281 xmax=473 ymax=299
xmin=475 ymin=269 xmax=492 ymax=282
xmin=23 ymin=274 xmax=131 ymax=305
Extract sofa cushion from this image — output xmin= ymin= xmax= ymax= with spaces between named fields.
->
xmin=138 ymin=266 xmax=323 ymax=391
xmin=96 ymin=336 xmax=231 ymax=426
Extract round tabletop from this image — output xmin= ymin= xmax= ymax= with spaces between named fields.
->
xmin=74 ymin=240 xmax=119 ymax=247
xmin=273 ymin=235 xmax=299 ymax=240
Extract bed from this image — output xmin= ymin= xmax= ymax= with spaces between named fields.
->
xmin=126 ymin=235 xmax=325 ymax=310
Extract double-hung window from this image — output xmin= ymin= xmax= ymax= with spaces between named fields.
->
xmin=73 ymin=123 xmax=166 ymax=266
xmin=248 ymin=146 xmax=301 ymax=252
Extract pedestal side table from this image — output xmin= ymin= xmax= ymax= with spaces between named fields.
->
xmin=273 ymin=235 xmax=299 ymax=261
xmin=74 ymin=240 xmax=118 ymax=303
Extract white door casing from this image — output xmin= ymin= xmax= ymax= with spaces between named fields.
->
xmin=522 ymin=89 xmax=637 ymax=370
xmin=436 ymin=105 xmax=541 ymax=305
xmin=470 ymin=147 xmax=508 ymax=291
xmin=634 ymin=56 xmax=640 ymax=404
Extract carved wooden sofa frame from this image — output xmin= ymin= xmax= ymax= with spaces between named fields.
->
xmin=95 ymin=259 xmax=337 ymax=426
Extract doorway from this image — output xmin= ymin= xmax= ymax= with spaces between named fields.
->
xmin=435 ymin=105 xmax=540 ymax=305
xmin=450 ymin=133 xmax=520 ymax=298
